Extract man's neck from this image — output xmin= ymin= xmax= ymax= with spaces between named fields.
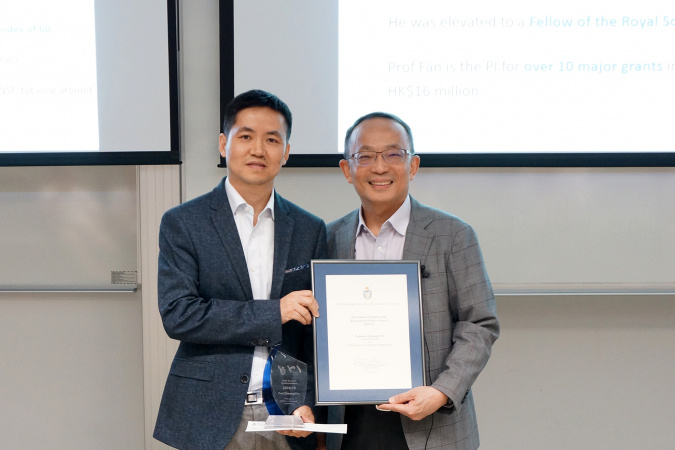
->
xmin=228 ymin=179 xmax=274 ymax=223
xmin=361 ymin=199 xmax=405 ymax=237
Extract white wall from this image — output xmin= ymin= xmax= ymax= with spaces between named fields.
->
xmin=0 ymin=291 xmax=145 ymax=449
xmin=473 ymin=294 xmax=675 ymax=449
xmin=182 ymin=1 xmax=675 ymax=449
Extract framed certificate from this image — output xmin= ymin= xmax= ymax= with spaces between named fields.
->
xmin=311 ymin=260 xmax=425 ymax=405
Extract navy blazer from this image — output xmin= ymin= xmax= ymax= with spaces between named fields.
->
xmin=153 ymin=177 xmax=327 ymax=450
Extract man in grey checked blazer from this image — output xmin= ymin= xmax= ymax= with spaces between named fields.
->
xmin=326 ymin=112 xmax=499 ymax=450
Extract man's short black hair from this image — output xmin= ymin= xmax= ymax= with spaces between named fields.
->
xmin=343 ymin=112 xmax=415 ymax=159
xmin=222 ymin=89 xmax=293 ymax=140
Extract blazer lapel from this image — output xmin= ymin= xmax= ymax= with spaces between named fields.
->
xmin=336 ymin=211 xmax=358 ymax=259
xmin=402 ymin=197 xmax=434 ymax=266
xmin=270 ymin=192 xmax=293 ymax=300
xmin=209 ymin=179 xmax=253 ymax=300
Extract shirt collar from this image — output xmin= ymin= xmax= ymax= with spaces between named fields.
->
xmin=225 ymin=177 xmax=275 ymax=220
xmin=356 ymin=195 xmax=411 ymax=237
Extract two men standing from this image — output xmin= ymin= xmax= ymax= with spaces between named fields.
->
xmin=154 ymin=90 xmax=499 ymax=450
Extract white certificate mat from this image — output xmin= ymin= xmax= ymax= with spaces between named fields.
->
xmin=326 ymin=274 xmax=412 ymax=390
xmin=312 ymin=260 xmax=425 ymax=404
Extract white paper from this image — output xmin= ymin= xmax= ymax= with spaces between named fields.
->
xmin=245 ymin=421 xmax=347 ymax=434
xmin=325 ymin=274 xmax=412 ymax=390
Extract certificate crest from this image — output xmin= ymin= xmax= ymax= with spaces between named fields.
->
xmin=363 ymin=287 xmax=372 ymax=299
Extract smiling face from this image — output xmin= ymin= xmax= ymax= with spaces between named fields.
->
xmin=219 ymin=106 xmax=290 ymax=196
xmin=340 ymin=117 xmax=420 ymax=219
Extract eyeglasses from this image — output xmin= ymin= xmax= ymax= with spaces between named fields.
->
xmin=347 ymin=149 xmax=410 ymax=167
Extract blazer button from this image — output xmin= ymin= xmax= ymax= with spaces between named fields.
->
xmin=240 ymin=374 xmax=249 ymax=384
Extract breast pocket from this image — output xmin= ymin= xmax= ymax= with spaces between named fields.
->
xmin=282 ymin=266 xmax=311 ymax=291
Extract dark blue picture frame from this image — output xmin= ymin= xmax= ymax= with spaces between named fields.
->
xmin=311 ymin=260 xmax=425 ymax=404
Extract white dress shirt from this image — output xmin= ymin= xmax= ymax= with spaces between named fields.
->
xmin=225 ymin=177 xmax=275 ymax=393
xmin=354 ymin=195 xmax=411 ymax=261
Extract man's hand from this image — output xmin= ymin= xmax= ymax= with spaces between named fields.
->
xmin=280 ymin=290 xmax=319 ymax=325
xmin=376 ymin=386 xmax=448 ymax=421
xmin=276 ymin=405 xmax=315 ymax=438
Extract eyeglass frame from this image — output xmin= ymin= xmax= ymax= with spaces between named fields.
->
xmin=345 ymin=148 xmax=413 ymax=167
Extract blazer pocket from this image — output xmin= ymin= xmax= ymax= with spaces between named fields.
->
xmin=169 ymin=358 xmax=215 ymax=382
xmin=284 ymin=263 xmax=310 ymax=274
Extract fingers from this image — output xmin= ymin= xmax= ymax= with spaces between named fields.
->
xmin=277 ymin=429 xmax=311 ymax=438
xmin=287 ymin=429 xmax=312 ymax=438
xmin=294 ymin=405 xmax=315 ymax=424
xmin=305 ymin=295 xmax=319 ymax=318
xmin=375 ymin=391 xmax=413 ymax=414
xmin=281 ymin=302 xmax=312 ymax=325
xmin=375 ymin=390 xmax=414 ymax=413
xmin=292 ymin=290 xmax=319 ymax=318
xmin=275 ymin=407 xmax=315 ymax=438
xmin=292 ymin=406 xmax=314 ymax=437
xmin=375 ymin=403 xmax=395 ymax=411
xmin=380 ymin=387 xmax=448 ymax=421
xmin=276 ymin=429 xmax=311 ymax=437
xmin=280 ymin=290 xmax=319 ymax=325
xmin=389 ymin=391 xmax=415 ymax=404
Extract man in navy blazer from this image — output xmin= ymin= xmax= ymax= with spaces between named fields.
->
xmin=153 ymin=90 xmax=326 ymax=450
xmin=326 ymin=113 xmax=499 ymax=450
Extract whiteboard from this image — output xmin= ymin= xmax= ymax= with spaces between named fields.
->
xmin=0 ymin=166 xmax=137 ymax=290
xmin=412 ymin=167 xmax=675 ymax=294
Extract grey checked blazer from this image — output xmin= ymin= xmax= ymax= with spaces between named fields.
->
xmin=326 ymin=197 xmax=499 ymax=450
xmin=153 ymin=177 xmax=327 ymax=450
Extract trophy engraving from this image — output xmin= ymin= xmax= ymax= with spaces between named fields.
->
xmin=265 ymin=350 xmax=307 ymax=415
